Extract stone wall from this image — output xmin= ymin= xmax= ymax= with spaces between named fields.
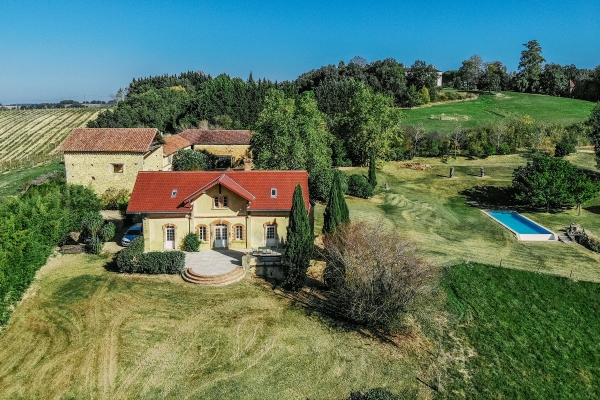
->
xmin=193 ymin=144 xmax=250 ymax=167
xmin=64 ymin=147 xmax=163 ymax=195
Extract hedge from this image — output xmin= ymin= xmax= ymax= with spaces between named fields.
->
xmin=0 ymin=182 xmax=101 ymax=326
xmin=116 ymin=237 xmax=185 ymax=274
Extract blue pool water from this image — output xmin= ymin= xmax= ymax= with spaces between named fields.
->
xmin=486 ymin=210 xmax=552 ymax=234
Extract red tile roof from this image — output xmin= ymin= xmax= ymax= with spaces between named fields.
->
xmin=57 ymin=128 xmax=159 ymax=153
xmin=184 ymin=174 xmax=256 ymax=203
xmin=179 ymin=129 xmax=252 ymax=145
xmin=127 ymin=170 xmax=309 ymax=213
xmin=162 ymin=135 xmax=191 ymax=156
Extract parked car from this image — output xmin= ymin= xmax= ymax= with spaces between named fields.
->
xmin=121 ymin=223 xmax=143 ymax=247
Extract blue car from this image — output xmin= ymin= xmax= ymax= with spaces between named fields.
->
xmin=121 ymin=223 xmax=143 ymax=247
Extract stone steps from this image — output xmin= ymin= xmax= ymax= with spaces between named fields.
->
xmin=558 ymin=235 xmax=572 ymax=243
xmin=182 ymin=266 xmax=246 ymax=286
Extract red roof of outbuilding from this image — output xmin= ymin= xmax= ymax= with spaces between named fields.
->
xmin=57 ymin=128 xmax=159 ymax=152
xmin=179 ymin=129 xmax=252 ymax=145
xmin=127 ymin=170 xmax=309 ymax=213
xmin=162 ymin=135 xmax=191 ymax=156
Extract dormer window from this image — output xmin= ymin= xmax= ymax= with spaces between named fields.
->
xmin=270 ymin=188 xmax=277 ymax=198
xmin=171 ymin=189 xmax=177 ymax=198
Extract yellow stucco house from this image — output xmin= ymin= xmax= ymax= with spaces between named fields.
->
xmin=57 ymin=128 xmax=164 ymax=195
xmin=161 ymin=129 xmax=252 ymax=169
xmin=126 ymin=170 xmax=312 ymax=252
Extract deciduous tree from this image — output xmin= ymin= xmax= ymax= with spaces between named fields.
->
xmin=251 ymin=89 xmax=333 ymax=173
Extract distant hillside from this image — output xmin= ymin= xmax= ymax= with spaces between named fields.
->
xmin=0 ymin=109 xmax=100 ymax=159
xmin=402 ymin=92 xmax=596 ymax=133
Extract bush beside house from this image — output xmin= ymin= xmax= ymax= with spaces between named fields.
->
xmin=117 ymin=237 xmax=185 ymax=274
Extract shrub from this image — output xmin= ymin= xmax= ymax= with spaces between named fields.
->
xmin=347 ymin=174 xmax=373 ymax=198
xmin=116 ymin=237 xmax=185 ymax=274
xmin=498 ymin=143 xmax=511 ymax=155
xmin=172 ymin=149 xmax=215 ymax=171
xmin=81 ymin=211 xmax=104 ymax=239
xmin=555 ymin=140 xmax=576 ymax=157
xmin=100 ymin=222 xmax=116 ymax=242
xmin=87 ymin=235 xmax=103 ymax=254
xmin=309 ymin=168 xmax=348 ymax=202
xmin=484 ymin=144 xmax=497 ymax=157
xmin=116 ymin=237 xmax=144 ymax=272
xmin=348 ymin=388 xmax=400 ymax=400
xmin=322 ymin=222 xmax=435 ymax=331
xmin=139 ymin=251 xmax=186 ymax=274
xmin=100 ymin=187 xmax=130 ymax=210
xmin=183 ymin=233 xmax=201 ymax=252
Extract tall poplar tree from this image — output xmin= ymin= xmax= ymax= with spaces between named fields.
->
xmin=368 ymin=151 xmax=377 ymax=188
xmin=323 ymin=171 xmax=350 ymax=234
xmin=283 ymin=185 xmax=313 ymax=290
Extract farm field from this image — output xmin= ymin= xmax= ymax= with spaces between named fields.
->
xmin=315 ymin=151 xmax=600 ymax=283
xmin=402 ymin=92 xmax=596 ymax=133
xmin=0 ymin=253 xmax=425 ymax=399
xmin=442 ymin=263 xmax=600 ymax=399
xmin=0 ymin=108 xmax=100 ymax=159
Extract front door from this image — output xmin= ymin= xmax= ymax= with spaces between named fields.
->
xmin=165 ymin=226 xmax=175 ymax=250
xmin=214 ymin=225 xmax=228 ymax=248
xmin=266 ymin=225 xmax=277 ymax=247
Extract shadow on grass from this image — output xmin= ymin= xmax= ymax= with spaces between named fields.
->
xmin=103 ymin=257 xmax=120 ymax=273
xmin=273 ymin=285 xmax=402 ymax=347
xmin=460 ymin=185 xmax=520 ymax=209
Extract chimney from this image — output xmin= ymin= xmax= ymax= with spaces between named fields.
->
xmin=244 ymin=158 xmax=253 ymax=171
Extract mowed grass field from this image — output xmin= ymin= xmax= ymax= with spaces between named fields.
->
xmin=442 ymin=263 xmax=600 ymax=399
xmin=0 ymin=108 xmax=100 ymax=159
xmin=0 ymin=253 xmax=425 ymax=399
xmin=314 ymin=152 xmax=600 ymax=283
xmin=402 ymin=92 xmax=596 ymax=132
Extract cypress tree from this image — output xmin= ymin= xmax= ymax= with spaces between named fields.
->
xmin=323 ymin=171 xmax=349 ymax=233
xmin=283 ymin=185 xmax=313 ymax=290
xmin=368 ymin=151 xmax=377 ymax=188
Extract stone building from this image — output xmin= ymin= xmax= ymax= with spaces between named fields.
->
xmin=57 ymin=128 xmax=164 ymax=195
xmin=126 ymin=170 xmax=312 ymax=252
xmin=164 ymin=129 xmax=252 ymax=169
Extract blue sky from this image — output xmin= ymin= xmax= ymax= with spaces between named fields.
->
xmin=0 ymin=0 xmax=598 ymax=104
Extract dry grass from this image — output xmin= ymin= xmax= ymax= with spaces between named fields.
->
xmin=315 ymin=152 xmax=600 ymax=283
xmin=0 ymin=252 xmax=432 ymax=399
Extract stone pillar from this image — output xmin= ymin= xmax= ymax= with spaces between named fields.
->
xmin=480 ymin=167 xmax=485 ymax=177
xmin=450 ymin=167 xmax=454 ymax=178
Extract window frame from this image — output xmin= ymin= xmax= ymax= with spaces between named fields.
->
xmin=235 ymin=224 xmax=244 ymax=241
xmin=111 ymin=163 xmax=124 ymax=173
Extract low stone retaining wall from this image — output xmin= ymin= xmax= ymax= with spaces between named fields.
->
xmin=242 ymin=254 xmax=286 ymax=281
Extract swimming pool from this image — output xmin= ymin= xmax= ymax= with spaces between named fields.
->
xmin=484 ymin=210 xmax=557 ymax=241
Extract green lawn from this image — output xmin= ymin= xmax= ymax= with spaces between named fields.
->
xmin=0 ymin=161 xmax=64 ymax=199
xmin=402 ymin=92 xmax=596 ymax=133
xmin=0 ymin=253 xmax=423 ymax=399
xmin=316 ymin=152 xmax=600 ymax=283
xmin=442 ymin=263 xmax=600 ymax=399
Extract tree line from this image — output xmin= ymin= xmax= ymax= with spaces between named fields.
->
xmin=445 ymin=40 xmax=600 ymax=101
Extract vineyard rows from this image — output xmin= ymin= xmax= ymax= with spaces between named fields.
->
xmin=0 ymin=108 xmax=100 ymax=161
